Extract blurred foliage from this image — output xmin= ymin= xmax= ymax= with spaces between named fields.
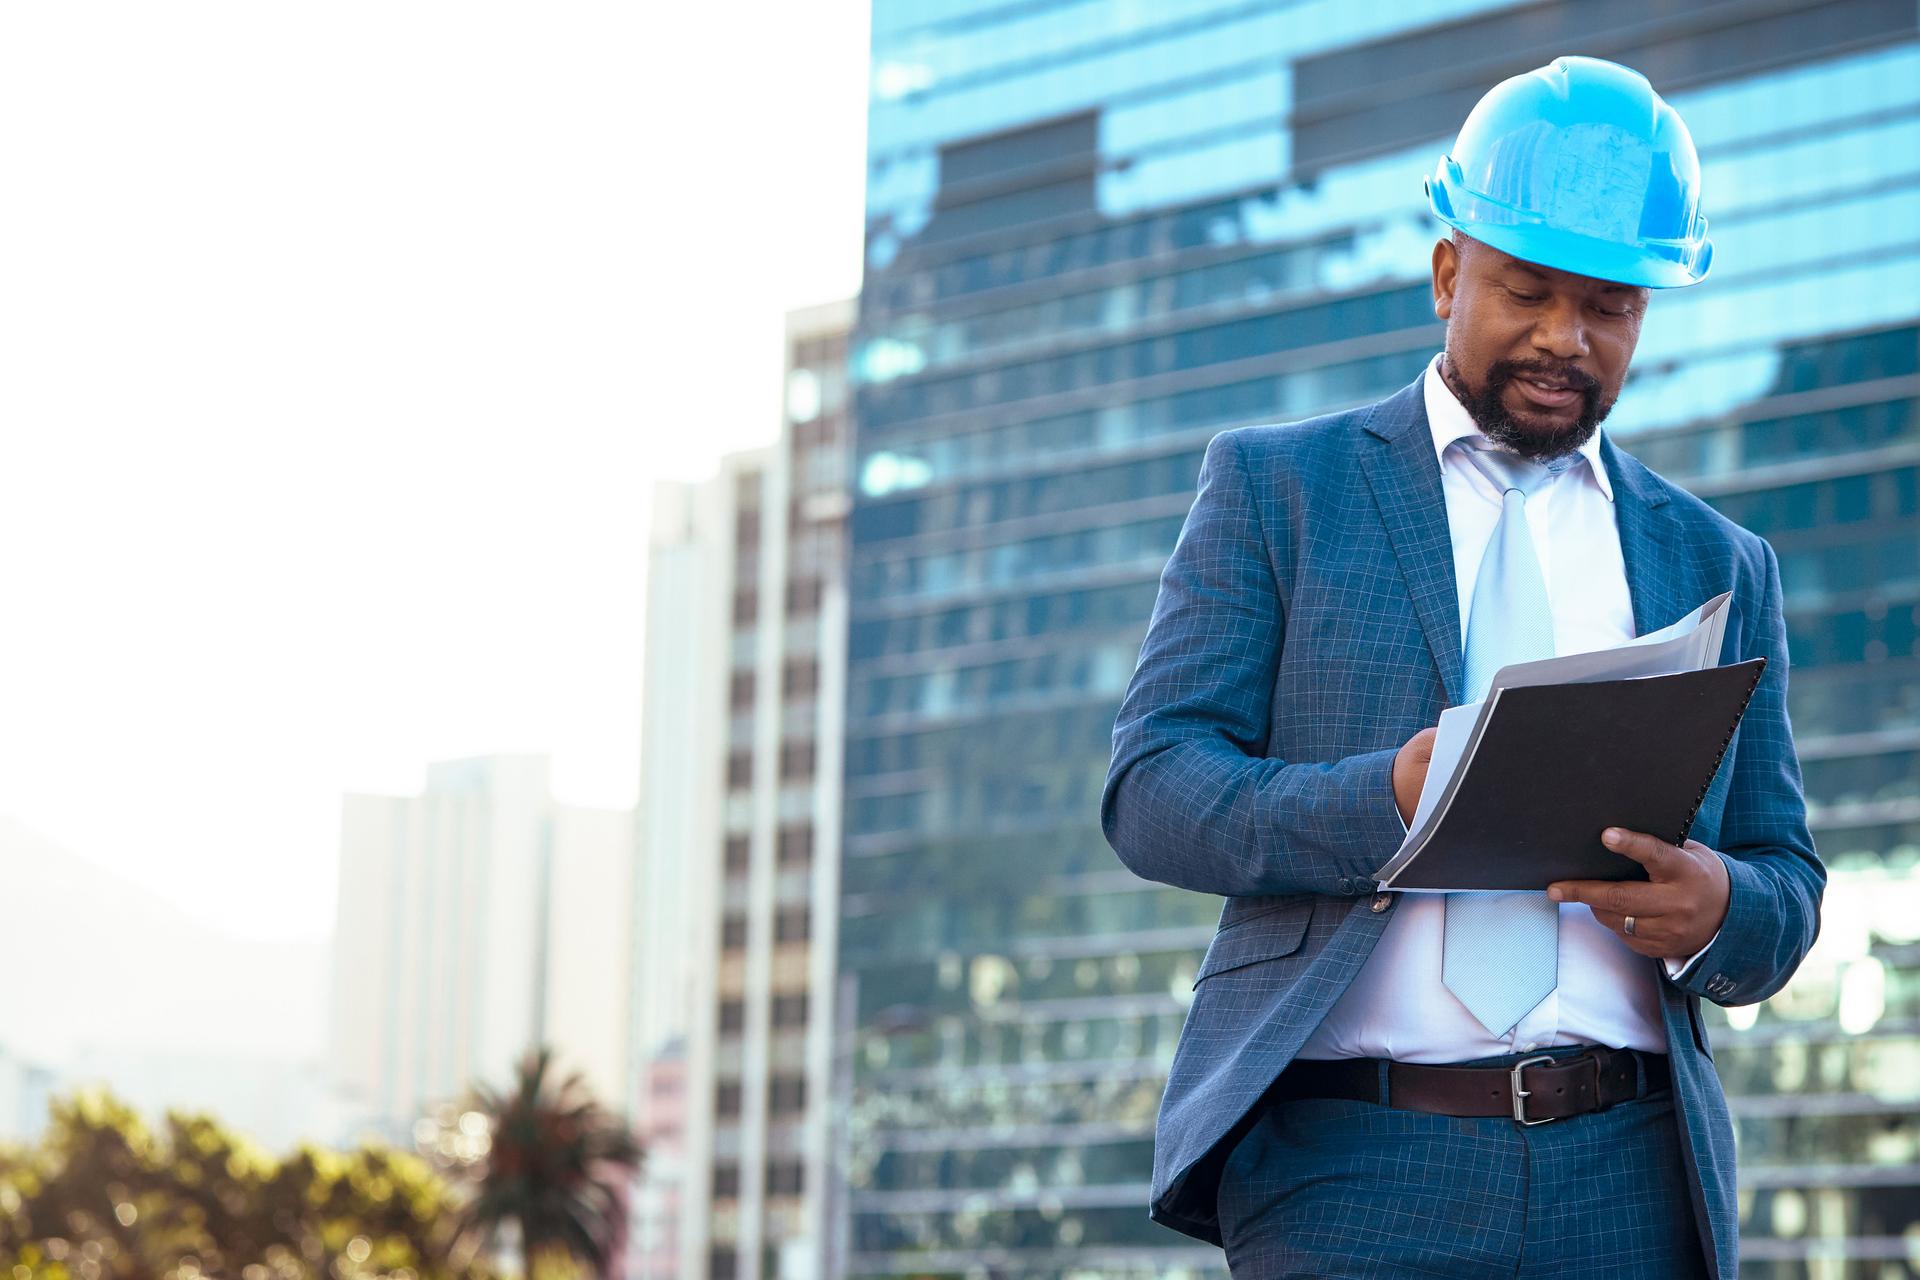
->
xmin=0 ymin=1088 xmax=489 ymax=1280
xmin=452 ymin=1049 xmax=641 ymax=1280
xmin=0 ymin=1047 xmax=641 ymax=1280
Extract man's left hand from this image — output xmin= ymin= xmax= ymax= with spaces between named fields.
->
xmin=1547 ymin=828 xmax=1731 ymax=960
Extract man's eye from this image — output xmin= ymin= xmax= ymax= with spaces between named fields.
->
xmin=1506 ymin=288 xmax=1544 ymax=303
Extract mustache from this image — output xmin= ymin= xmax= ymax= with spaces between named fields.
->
xmin=1490 ymin=358 xmax=1600 ymax=393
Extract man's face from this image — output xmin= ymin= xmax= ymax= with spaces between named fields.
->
xmin=1431 ymin=232 xmax=1650 ymax=460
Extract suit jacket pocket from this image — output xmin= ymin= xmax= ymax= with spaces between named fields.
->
xmin=1192 ymin=899 xmax=1314 ymax=988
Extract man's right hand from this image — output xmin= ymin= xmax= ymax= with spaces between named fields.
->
xmin=1392 ymin=727 xmax=1438 ymax=824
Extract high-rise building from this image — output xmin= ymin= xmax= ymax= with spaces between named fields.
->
xmin=633 ymin=475 xmax=729 ymax=1280
xmin=639 ymin=301 xmax=854 ymax=1280
xmin=328 ymin=754 xmax=634 ymax=1139
xmin=635 ymin=480 xmax=729 ymax=1076
xmin=842 ymin=2 xmax=1920 ymax=1274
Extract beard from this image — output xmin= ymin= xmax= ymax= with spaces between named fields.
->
xmin=1444 ymin=355 xmax=1615 ymax=461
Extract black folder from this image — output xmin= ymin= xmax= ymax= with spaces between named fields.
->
xmin=1373 ymin=658 xmax=1767 ymax=891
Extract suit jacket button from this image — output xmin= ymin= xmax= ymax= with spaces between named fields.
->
xmin=1336 ymin=877 xmax=1354 ymax=895
xmin=1371 ymin=892 xmax=1392 ymax=913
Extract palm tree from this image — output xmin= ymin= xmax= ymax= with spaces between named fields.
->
xmin=454 ymin=1047 xmax=643 ymax=1279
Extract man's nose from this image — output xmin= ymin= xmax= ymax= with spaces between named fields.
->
xmin=1530 ymin=295 xmax=1590 ymax=361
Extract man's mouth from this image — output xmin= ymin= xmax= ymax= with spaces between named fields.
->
xmin=1513 ymin=376 xmax=1583 ymax=409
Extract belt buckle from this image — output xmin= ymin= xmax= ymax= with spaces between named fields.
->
xmin=1509 ymin=1054 xmax=1558 ymax=1126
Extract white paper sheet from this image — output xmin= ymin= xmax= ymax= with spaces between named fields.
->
xmin=1375 ymin=590 xmax=1734 ymax=887
xmin=1483 ymin=591 xmax=1731 ymax=695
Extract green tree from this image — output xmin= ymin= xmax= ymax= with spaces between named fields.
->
xmin=0 ymin=1088 xmax=485 ymax=1280
xmin=451 ymin=1049 xmax=641 ymax=1280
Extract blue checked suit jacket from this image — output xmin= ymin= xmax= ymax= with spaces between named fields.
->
xmin=1100 ymin=372 xmax=1825 ymax=1276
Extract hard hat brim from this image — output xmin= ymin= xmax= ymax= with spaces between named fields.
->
xmin=1427 ymin=175 xmax=1712 ymax=289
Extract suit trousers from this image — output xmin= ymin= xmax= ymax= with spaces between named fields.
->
xmin=1215 ymin=1046 xmax=1710 ymax=1279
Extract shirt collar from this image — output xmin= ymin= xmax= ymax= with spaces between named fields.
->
xmin=1421 ymin=352 xmax=1613 ymax=502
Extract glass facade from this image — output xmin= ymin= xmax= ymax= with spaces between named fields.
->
xmin=841 ymin=2 xmax=1920 ymax=1275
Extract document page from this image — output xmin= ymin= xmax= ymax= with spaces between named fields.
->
xmin=1376 ymin=591 xmax=1733 ymax=885
xmin=1484 ymin=591 xmax=1730 ymax=696
xmin=1402 ymin=699 xmax=1482 ymax=838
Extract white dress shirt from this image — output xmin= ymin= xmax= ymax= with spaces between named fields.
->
xmin=1298 ymin=352 xmax=1697 ymax=1063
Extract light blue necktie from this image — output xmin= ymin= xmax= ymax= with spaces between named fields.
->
xmin=1442 ymin=439 xmax=1576 ymax=1037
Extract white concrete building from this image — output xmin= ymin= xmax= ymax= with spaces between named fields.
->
xmin=633 ymin=478 xmax=731 ymax=1073
xmin=636 ymin=299 xmax=854 ymax=1280
xmin=329 ymin=754 xmax=634 ymax=1139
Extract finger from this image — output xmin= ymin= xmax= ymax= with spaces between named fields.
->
xmin=1547 ymin=879 xmax=1674 ymax=916
xmin=1599 ymin=827 xmax=1679 ymax=875
xmin=1590 ymin=910 xmax=1677 ymax=953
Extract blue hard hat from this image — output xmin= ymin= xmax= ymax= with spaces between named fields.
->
xmin=1425 ymin=55 xmax=1713 ymax=288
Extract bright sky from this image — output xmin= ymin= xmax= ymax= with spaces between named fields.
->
xmin=0 ymin=2 xmax=870 ymax=944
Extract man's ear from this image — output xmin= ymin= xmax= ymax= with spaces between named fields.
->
xmin=1432 ymin=236 xmax=1457 ymax=321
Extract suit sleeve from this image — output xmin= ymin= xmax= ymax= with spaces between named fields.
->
xmin=1100 ymin=430 xmax=1407 ymax=898
xmin=1672 ymin=537 xmax=1826 ymax=1006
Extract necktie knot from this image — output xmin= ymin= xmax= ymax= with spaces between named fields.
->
xmin=1455 ymin=438 xmax=1569 ymax=502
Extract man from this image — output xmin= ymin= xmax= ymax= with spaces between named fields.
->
xmin=1100 ymin=56 xmax=1824 ymax=1278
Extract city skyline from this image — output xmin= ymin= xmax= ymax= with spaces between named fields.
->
xmin=3 ymin=2 xmax=1913 ymax=1275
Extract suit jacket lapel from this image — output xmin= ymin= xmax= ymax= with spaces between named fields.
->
xmin=1359 ymin=381 xmax=1708 ymax=706
xmin=1601 ymin=432 xmax=1702 ymax=639
xmin=1360 ymin=376 xmax=1466 ymax=707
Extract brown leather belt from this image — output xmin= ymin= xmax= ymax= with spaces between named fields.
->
xmin=1276 ymin=1046 xmax=1670 ymax=1126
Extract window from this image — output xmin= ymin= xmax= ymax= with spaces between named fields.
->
xmin=730 ymin=671 xmax=756 ymax=710
xmin=719 ymin=1000 xmax=745 ymax=1034
xmin=794 ymin=415 xmax=839 ymax=448
xmin=781 ymin=741 xmax=816 ymax=781
xmin=784 ymin=658 xmax=820 ymax=700
xmin=724 ymin=836 xmax=750 ymax=874
xmin=786 ymin=577 xmax=823 ymax=616
xmin=772 ymin=994 xmax=808 ymax=1028
xmin=732 ymin=588 xmax=758 ymax=626
xmin=715 ymin=1081 xmax=742 ymax=1119
xmin=778 ymin=824 xmax=813 ymax=867
xmin=712 ymin=1162 xmax=740 ymax=1197
xmin=727 ymin=749 xmax=753 ymax=789
xmin=765 ymin=1159 xmax=804 ymax=1196
xmin=775 ymin=906 xmax=811 ymax=944
xmin=769 ymin=1074 xmax=807 ymax=1114
xmin=722 ymin=913 xmax=748 ymax=949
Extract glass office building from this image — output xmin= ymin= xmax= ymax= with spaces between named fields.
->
xmin=839 ymin=2 xmax=1920 ymax=1275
